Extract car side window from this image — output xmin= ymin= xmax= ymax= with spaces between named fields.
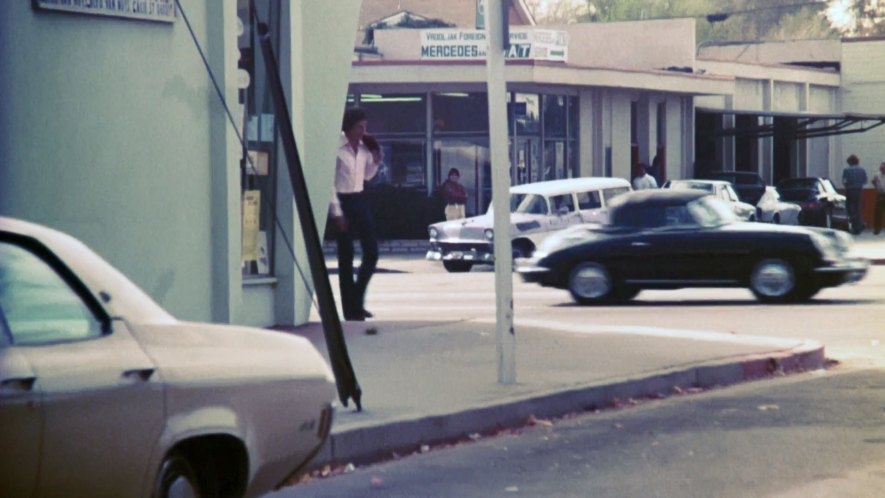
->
xmin=0 ymin=241 xmax=103 ymax=345
xmin=577 ymin=191 xmax=602 ymax=209
xmin=550 ymin=194 xmax=575 ymax=214
xmin=602 ymin=187 xmax=630 ymax=206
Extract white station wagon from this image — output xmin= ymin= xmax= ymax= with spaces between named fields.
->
xmin=427 ymin=177 xmax=632 ymax=272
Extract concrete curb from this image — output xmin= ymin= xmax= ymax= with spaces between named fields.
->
xmin=308 ymin=341 xmax=825 ymax=469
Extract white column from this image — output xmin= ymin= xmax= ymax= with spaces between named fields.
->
xmin=485 ymin=0 xmax=516 ymax=385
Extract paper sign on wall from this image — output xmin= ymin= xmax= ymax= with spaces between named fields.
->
xmin=242 ymin=190 xmax=261 ymax=262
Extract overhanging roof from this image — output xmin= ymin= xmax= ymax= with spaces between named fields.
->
xmin=696 ymin=107 xmax=885 ymax=140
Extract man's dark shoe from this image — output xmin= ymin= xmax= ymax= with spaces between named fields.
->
xmin=361 ymin=309 xmax=374 ymax=318
xmin=343 ymin=311 xmax=366 ymax=322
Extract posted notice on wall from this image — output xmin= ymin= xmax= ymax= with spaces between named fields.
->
xmin=35 ymin=0 xmax=177 ymax=23
xmin=242 ymin=190 xmax=261 ymax=262
xmin=420 ymin=28 xmax=568 ymax=62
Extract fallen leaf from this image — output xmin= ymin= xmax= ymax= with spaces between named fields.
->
xmin=757 ymin=404 xmax=780 ymax=411
xmin=505 ymin=486 xmax=519 ymax=492
xmin=527 ymin=414 xmax=554 ymax=427
xmin=344 ymin=463 xmax=355 ymax=473
xmin=370 ymin=476 xmax=383 ymax=486
xmin=420 ymin=444 xmax=430 ymax=453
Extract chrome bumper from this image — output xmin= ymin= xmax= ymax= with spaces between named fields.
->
xmin=426 ymin=248 xmax=495 ymax=263
xmin=814 ymin=257 xmax=869 ymax=283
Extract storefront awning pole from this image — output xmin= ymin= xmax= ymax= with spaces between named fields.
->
xmin=486 ymin=0 xmax=516 ymax=385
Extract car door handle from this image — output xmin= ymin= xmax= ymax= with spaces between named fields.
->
xmin=1 ymin=376 xmax=37 ymax=392
xmin=631 ymin=242 xmax=650 ymax=247
xmin=122 ymin=368 xmax=156 ymax=382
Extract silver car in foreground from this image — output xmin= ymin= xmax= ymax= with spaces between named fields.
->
xmin=0 ymin=217 xmax=336 ymax=498
xmin=427 ymin=177 xmax=632 ymax=272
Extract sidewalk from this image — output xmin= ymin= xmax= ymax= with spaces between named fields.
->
xmin=269 ymin=318 xmax=825 ymax=487
xmin=849 ymin=231 xmax=885 ymax=264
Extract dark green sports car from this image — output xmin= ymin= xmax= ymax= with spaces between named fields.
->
xmin=517 ymin=189 xmax=869 ymax=304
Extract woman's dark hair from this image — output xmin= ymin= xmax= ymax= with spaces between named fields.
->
xmin=342 ymin=107 xmax=367 ymax=132
xmin=447 ymin=168 xmax=460 ymax=178
xmin=847 ymin=154 xmax=859 ymax=166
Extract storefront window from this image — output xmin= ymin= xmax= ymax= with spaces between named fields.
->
xmin=238 ymin=0 xmax=281 ymax=278
xmin=366 ymin=140 xmax=426 ymax=188
xmin=512 ymin=93 xmax=540 ymax=135
xmin=432 ymin=93 xmax=488 ymax=133
xmin=360 ymin=93 xmax=426 ymax=134
xmin=543 ymin=95 xmax=567 ymax=138
xmin=543 ymin=140 xmax=566 ymax=181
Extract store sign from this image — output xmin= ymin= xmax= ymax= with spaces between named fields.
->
xmin=420 ymin=28 xmax=568 ymax=62
xmin=35 ymin=0 xmax=177 ymax=23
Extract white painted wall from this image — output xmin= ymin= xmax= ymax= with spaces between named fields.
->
xmin=839 ymin=39 xmax=885 ymax=183
xmin=0 ymin=0 xmax=365 ymax=328
xmin=0 ymin=0 xmax=231 ymax=323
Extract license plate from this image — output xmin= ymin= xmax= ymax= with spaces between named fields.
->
xmin=449 ymin=251 xmax=463 ymax=259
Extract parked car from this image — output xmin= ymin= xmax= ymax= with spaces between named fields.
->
xmin=700 ymin=170 xmax=767 ymax=205
xmin=427 ymin=177 xmax=632 ymax=273
xmin=517 ymin=190 xmax=868 ymax=304
xmin=0 ymin=217 xmax=336 ymax=498
xmin=661 ymin=179 xmax=757 ymax=221
xmin=776 ymin=177 xmax=850 ymax=230
xmin=756 ymin=186 xmax=801 ymax=225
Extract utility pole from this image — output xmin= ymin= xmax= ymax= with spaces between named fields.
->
xmin=485 ymin=0 xmax=516 ymax=384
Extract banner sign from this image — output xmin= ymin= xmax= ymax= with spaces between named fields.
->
xmin=35 ymin=0 xmax=177 ymax=23
xmin=420 ymin=28 xmax=568 ymax=62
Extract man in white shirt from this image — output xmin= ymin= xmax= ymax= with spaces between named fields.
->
xmin=330 ymin=108 xmax=382 ymax=321
xmin=632 ymin=163 xmax=658 ymax=190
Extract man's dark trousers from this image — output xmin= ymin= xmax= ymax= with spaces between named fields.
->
xmin=336 ymin=192 xmax=378 ymax=319
xmin=846 ymin=187 xmax=864 ymax=234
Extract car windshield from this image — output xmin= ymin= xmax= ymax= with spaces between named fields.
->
xmin=688 ymin=196 xmax=736 ymax=226
xmin=779 ymin=178 xmax=818 ymax=190
xmin=511 ymin=194 xmax=549 ymax=215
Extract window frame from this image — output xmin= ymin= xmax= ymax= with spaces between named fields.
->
xmin=0 ymin=233 xmax=111 ymax=346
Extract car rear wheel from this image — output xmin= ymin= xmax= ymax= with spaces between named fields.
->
xmin=749 ymin=259 xmax=797 ymax=303
xmin=154 ymin=453 xmax=204 ymax=498
xmin=443 ymin=260 xmax=473 ymax=273
xmin=568 ymin=262 xmax=615 ymax=304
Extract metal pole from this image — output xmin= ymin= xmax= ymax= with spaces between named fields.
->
xmin=485 ymin=0 xmax=516 ymax=384
xmin=255 ymin=16 xmax=362 ymax=410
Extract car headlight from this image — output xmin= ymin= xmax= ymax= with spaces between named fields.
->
xmin=808 ymin=232 xmax=841 ymax=262
xmin=429 ymin=227 xmax=439 ymax=240
xmin=484 ymin=229 xmax=494 ymax=241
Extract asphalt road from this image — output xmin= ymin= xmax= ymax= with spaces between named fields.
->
xmin=293 ymin=367 xmax=885 ymax=498
xmin=297 ymin=258 xmax=885 ymax=497
xmin=356 ymin=258 xmax=884 ymax=367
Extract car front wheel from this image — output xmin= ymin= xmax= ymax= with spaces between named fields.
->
xmin=568 ymin=262 xmax=615 ymax=305
xmin=749 ymin=258 xmax=797 ymax=303
xmin=154 ymin=452 xmax=204 ymax=498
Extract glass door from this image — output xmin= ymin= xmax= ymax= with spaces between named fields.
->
xmin=512 ymin=138 xmax=541 ymax=186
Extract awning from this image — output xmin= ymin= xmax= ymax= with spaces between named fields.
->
xmin=696 ymin=107 xmax=885 ymax=140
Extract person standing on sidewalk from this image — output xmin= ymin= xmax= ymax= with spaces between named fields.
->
xmin=841 ymin=154 xmax=868 ymax=234
xmin=330 ymin=107 xmax=382 ymax=321
xmin=441 ymin=167 xmax=468 ymax=220
xmin=872 ymin=161 xmax=885 ymax=235
xmin=632 ymin=163 xmax=658 ymax=190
